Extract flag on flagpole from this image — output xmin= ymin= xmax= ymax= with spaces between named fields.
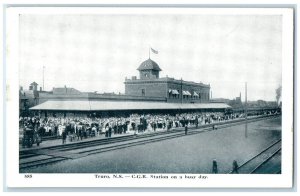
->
xmin=151 ymin=48 xmax=158 ymax=54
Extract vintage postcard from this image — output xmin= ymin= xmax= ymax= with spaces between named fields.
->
xmin=4 ymin=6 xmax=294 ymax=188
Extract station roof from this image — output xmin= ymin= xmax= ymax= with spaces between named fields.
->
xmin=30 ymin=100 xmax=231 ymax=111
xmin=137 ymin=59 xmax=162 ymax=71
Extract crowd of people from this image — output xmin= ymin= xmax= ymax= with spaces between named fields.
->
xmin=19 ymin=110 xmax=278 ymax=144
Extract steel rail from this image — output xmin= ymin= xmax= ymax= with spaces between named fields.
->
xmin=228 ymin=139 xmax=281 ymax=174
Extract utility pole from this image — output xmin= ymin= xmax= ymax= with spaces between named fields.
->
xmin=245 ymin=82 xmax=248 ymax=138
xmin=181 ymin=78 xmax=183 ymax=104
xmin=43 ymin=66 xmax=45 ymax=91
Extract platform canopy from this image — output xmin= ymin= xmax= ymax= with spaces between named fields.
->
xmin=29 ymin=100 xmax=231 ymax=111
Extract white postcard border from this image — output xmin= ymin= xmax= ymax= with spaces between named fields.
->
xmin=5 ymin=6 xmax=294 ymax=188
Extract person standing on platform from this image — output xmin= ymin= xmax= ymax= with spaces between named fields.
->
xmin=113 ymin=123 xmax=117 ymax=135
xmin=105 ymin=124 xmax=109 ymax=138
xmin=185 ymin=124 xmax=188 ymax=135
xmin=108 ymin=125 xmax=112 ymax=138
xmin=232 ymin=160 xmax=239 ymax=174
xmin=76 ymin=124 xmax=80 ymax=141
xmin=79 ymin=127 xmax=83 ymax=141
xmin=212 ymin=159 xmax=218 ymax=174
xmin=58 ymin=125 xmax=63 ymax=136
xmin=122 ymin=122 xmax=126 ymax=134
xmin=91 ymin=126 xmax=96 ymax=137
xmin=62 ymin=131 xmax=67 ymax=144
xmin=195 ymin=116 xmax=199 ymax=128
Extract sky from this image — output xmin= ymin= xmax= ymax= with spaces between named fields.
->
xmin=19 ymin=14 xmax=282 ymax=101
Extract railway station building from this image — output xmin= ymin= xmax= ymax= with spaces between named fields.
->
xmin=125 ymin=58 xmax=211 ymax=103
xmin=27 ymin=57 xmax=229 ymax=117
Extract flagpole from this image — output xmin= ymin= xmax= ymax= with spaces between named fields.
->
xmin=245 ymin=82 xmax=248 ymax=138
xmin=149 ymin=46 xmax=150 ymax=59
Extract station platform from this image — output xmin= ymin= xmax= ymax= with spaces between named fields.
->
xmin=19 ymin=114 xmax=278 ymax=152
xmin=19 ymin=128 xmax=168 ymax=152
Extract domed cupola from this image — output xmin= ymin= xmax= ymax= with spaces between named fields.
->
xmin=137 ymin=58 xmax=162 ymax=79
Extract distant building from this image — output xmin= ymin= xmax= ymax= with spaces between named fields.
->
xmin=210 ymin=98 xmax=231 ymax=104
xmin=29 ymin=81 xmax=38 ymax=91
xmin=19 ymin=83 xmax=39 ymax=116
xmin=124 ymin=58 xmax=210 ymax=103
xmin=211 ymin=93 xmax=242 ymax=108
xmin=52 ymin=86 xmax=82 ymax=95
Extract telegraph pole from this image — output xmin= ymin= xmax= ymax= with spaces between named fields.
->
xmin=181 ymin=78 xmax=183 ymax=104
xmin=43 ymin=66 xmax=45 ymax=91
xmin=245 ymin=82 xmax=248 ymax=138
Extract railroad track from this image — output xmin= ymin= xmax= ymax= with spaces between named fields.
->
xmin=19 ymin=114 xmax=280 ymax=171
xmin=20 ymin=126 xmax=213 ymax=170
xmin=228 ymin=139 xmax=282 ymax=174
xmin=250 ymin=148 xmax=282 ymax=174
xmin=77 ymin=115 xmax=277 ymax=156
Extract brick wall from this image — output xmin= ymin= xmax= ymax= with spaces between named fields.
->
xmin=167 ymin=81 xmax=210 ymax=103
xmin=139 ymin=70 xmax=159 ymax=80
xmin=125 ymin=79 xmax=210 ymax=103
xmin=125 ymin=81 xmax=168 ymax=98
